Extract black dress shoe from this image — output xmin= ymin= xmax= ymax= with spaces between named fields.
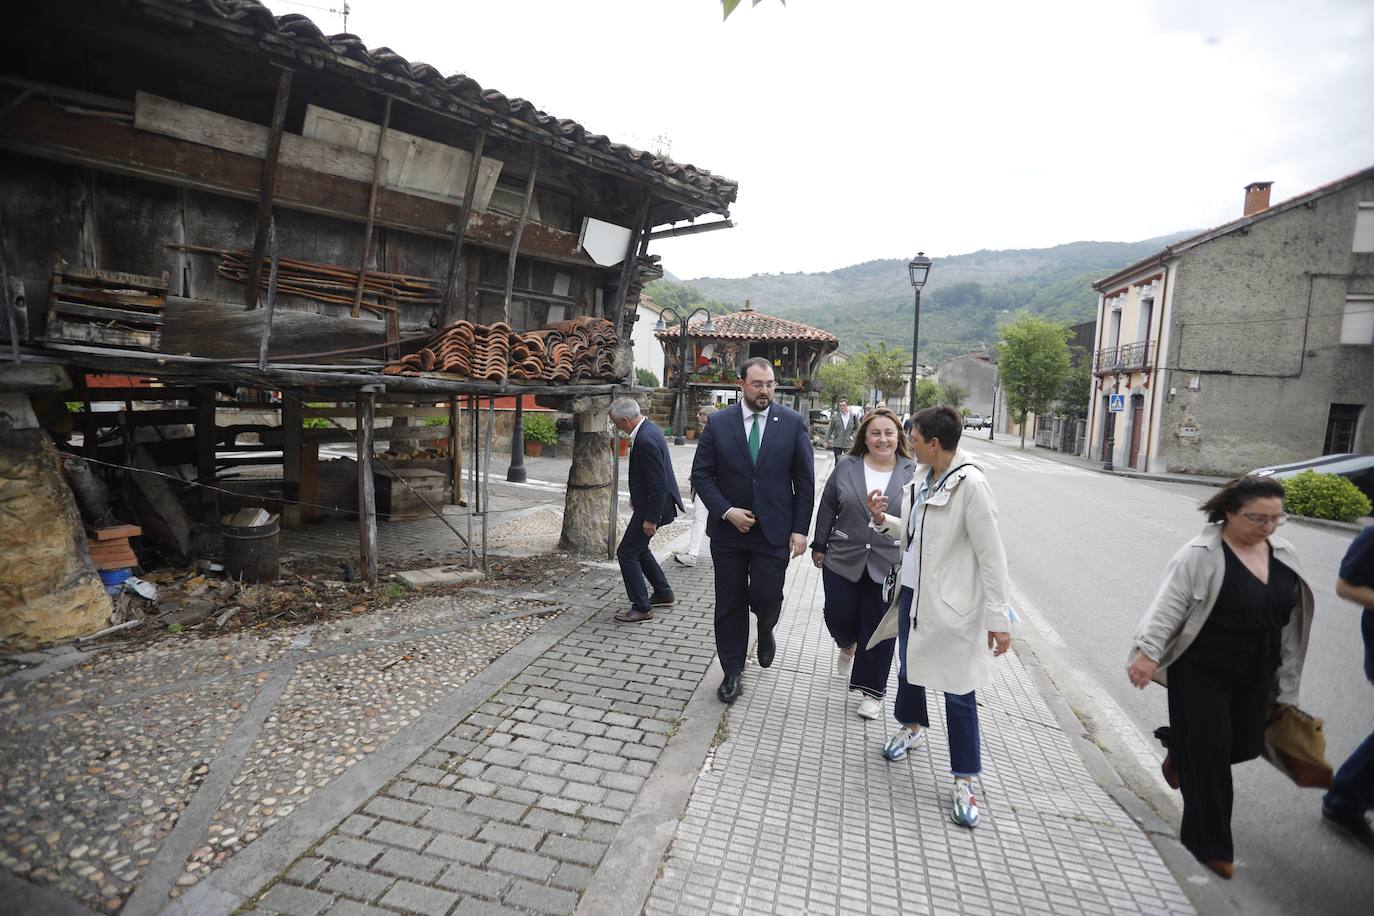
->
xmin=757 ymin=629 xmax=776 ymax=668
xmin=650 ymin=591 xmax=676 ymax=606
xmin=717 ymin=673 xmax=741 ymax=704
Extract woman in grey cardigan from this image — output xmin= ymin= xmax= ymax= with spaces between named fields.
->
xmin=1128 ymin=476 xmax=1315 ymax=880
xmin=810 ymin=408 xmax=916 ymax=719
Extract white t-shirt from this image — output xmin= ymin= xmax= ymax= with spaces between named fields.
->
xmin=863 ymin=462 xmax=893 ymax=498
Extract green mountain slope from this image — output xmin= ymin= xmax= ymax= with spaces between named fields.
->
xmin=652 ymin=233 xmax=1193 ymax=362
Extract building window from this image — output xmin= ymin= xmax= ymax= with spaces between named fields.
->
xmin=1341 ymin=296 xmax=1374 ymax=344
xmin=1324 ymin=404 xmax=1363 ymax=454
xmin=1356 ymin=203 xmax=1374 ymax=253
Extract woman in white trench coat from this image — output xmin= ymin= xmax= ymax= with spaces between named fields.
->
xmin=865 ymin=405 xmax=1013 ymax=828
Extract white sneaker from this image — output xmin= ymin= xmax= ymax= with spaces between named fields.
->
xmin=952 ymin=779 xmax=980 ymax=828
xmin=672 ymin=553 xmax=696 ymax=567
xmin=835 ymin=648 xmax=854 ymax=679
xmin=882 ymin=727 xmax=925 ymax=761
xmin=856 ymin=696 xmax=882 ymax=720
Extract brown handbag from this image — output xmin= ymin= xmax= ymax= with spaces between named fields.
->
xmin=1262 ymin=704 xmax=1334 ymax=788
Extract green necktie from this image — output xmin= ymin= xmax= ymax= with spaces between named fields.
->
xmin=748 ymin=412 xmax=761 ymax=464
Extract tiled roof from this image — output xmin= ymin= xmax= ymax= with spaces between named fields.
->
xmin=655 ymin=309 xmax=839 ymax=345
xmin=119 ymin=0 xmax=737 ymax=211
xmin=1094 ymin=164 xmax=1374 ymax=290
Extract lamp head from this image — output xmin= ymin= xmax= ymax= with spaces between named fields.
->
xmin=907 ymin=252 xmax=932 ymax=290
xmin=702 ymin=316 xmax=716 ymax=333
xmin=653 ymin=317 xmax=667 ymax=332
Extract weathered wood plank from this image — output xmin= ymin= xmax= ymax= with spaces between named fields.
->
xmin=44 ymin=319 xmax=158 ymax=349
xmin=357 ymin=391 xmax=379 ymax=582
xmin=51 ymin=284 xmax=166 ymax=311
xmin=245 ymin=69 xmax=293 ymax=309
xmin=54 ymin=264 xmax=168 ymax=291
xmin=51 ymin=300 xmax=165 ymax=327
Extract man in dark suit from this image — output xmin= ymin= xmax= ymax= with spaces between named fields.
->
xmin=690 ymin=358 xmax=815 ymax=703
xmin=609 ymin=397 xmax=683 ymax=623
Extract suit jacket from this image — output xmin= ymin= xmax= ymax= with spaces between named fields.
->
xmin=628 ymin=418 xmax=684 ymax=525
xmin=811 ymin=454 xmax=916 ymax=583
xmin=690 ymin=402 xmax=815 ymax=548
xmin=824 ymin=411 xmax=857 ymax=449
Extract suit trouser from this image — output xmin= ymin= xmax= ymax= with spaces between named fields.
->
xmin=1167 ymin=655 xmax=1271 ymax=863
xmin=710 ymin=538 xmax=789 ymax=676
xmin=617 ymin=512 xmax=670 ymax=612
xmin=821 ymin=566 xmax=896 ymax=699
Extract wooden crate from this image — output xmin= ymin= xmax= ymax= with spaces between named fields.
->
xmin=44 ymin=261 xmax=168 ymax=351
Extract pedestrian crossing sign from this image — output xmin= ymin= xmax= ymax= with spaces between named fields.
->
xmin=1108 ymin=394 xmax=1126 ymax=413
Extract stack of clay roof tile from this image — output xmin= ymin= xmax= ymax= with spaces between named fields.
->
xmin=384 ymin=316 xmax=618 ymax=383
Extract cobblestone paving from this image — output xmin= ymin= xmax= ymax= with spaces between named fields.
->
xmin=258 ymin=555 xmax=717 ymax=915
xmin=645 ymin=559 xmax=1196 ymax=916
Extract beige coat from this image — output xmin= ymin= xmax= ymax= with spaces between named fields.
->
xmin=866 ymin=449 xmax=1012 ymax=695
xmin=1130 ymin=524 xmax=1315 ymax=705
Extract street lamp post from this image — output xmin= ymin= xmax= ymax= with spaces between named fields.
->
xmin=989 ymin=373 xmax=998 ymax=441
xmin=907 ymin=253 xmax=932 ymax=413
xmin=654 ymin=306 xmax=715 ymax=445
xmin=1102 ymin=358 xmax=1126 ymax=472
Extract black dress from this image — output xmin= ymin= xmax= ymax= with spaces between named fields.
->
xmin=1167 ymin=541 xmax=1297 ymax=863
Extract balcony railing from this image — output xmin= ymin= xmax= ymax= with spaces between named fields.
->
xmin=1093 ymin=341 xmax=1154 ymax=375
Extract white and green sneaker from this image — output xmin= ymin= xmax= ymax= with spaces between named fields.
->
xmin=952 ymin=779 xmax=980 ymax=828
xmin=881 ymin=727 xmax=925 ymax=761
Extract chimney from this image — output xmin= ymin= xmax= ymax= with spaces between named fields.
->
xmin=742 ymin=298 xmax=752 ymax=311
xmin=1243 ymin=181 xmax=1273 ymax=217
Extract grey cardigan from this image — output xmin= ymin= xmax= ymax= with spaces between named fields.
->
xmin=1131 ymin=523 xmax=1315 ymax=705
xmin=810 ymin=454 xmax=916 ymax=583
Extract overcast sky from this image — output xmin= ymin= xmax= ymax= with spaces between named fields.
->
xmin=275 ymin=0 xmax=1373 ymax=281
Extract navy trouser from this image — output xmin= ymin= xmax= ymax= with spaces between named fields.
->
xmin=1326 ymin=611 xmax=1374 ymax=817
xmin=617 ymin=512 xmax=670 ymax=612
xmin=710 ymin=538 xmax=788 ymax=676
xmin=821 ymin=566 xmax=896 ymax=698
xmin=893 ymin=586 xmax=981 ymax=777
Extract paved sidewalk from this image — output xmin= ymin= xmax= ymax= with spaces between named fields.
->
xmin=645 ymin=558 xmax=1198 ymax=916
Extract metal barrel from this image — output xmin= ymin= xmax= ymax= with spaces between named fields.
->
xmin=221 ymin=516 xmax=280 ymax=583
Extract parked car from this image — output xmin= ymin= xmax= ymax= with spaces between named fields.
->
xmin=1250 ymin=453 xmax=1374 ymax=504
xmin=962 ymin=414 xmax=989 ymax=430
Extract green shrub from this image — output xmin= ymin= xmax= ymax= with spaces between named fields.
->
xmin=635 ymin=367 xmax=660 ymax=388
xmin=522 ymin=411 xmax=558 ymax=445
xmin=1282 ymin=470 xmax=1372 ymax=523
xmin=423 ymin=414 xmax=449 ymax=427
xmin=302 ymin=401 xmax=331 ymax=430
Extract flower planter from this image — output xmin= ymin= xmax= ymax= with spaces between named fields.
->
xmin=617 ymin=437 xmax=630 ymax=457
xmin=524 ymin=440 xmax=543 ymax=458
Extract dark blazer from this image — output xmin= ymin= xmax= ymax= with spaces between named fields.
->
xmin=811 ymin=454 xmax=916 ymax=582
xmin=629 ymin=418 xmax=684 ymax=525
xmin=690 ymin=402 xmax=815 ymax=548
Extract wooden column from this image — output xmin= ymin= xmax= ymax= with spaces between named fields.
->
xmin=257 ymin=218 xmax=279 ymax=369
xmin=449 ymin=395 xmax=462 ymax=504
xmin=244 ymin=67 xmax=293 ymax=309
xmin=502 ymin=149 xmax=540 ymax=325
xmin=357 ymin=389 xmax=379 ymax=583
xmin=439 ymin=128 xmax=487 ymax=328
xmin=195 ymin=385 xmax=216 ymax=508
xmin=608 ymin=192 xmax=652 ymax=333
xmin=351 ymin=96 xmax=393 ymax=319
xmin=281 ymin=392 xmax=302 ymax=528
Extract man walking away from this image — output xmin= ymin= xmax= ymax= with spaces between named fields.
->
xmin=674 ymin=405 xmax=717 ymax=567
xmin=1323 ymin=523 xmax=1374 ymax=852
xmin=691 ymin=358 xmax=814 ymax=703
xmin=609 ymin=397 xmax=683 ymax=624
xmin=825 ymin=398 xmax=856 ymax=461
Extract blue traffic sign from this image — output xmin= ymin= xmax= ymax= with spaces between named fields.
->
xmin=1108 ymin=394 xmax=1126 ymax=413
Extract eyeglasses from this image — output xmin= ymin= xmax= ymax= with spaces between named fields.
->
xmin=743 ymin=380 xmax=776 ymax=390
xmin=1240 ymin=512 xmax=1287 ymax=527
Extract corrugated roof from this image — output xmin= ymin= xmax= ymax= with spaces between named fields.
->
xmin=119 ymin=0 xmax=737 ymax=210
xmin=655 ymin=309 xmax=839 ymax=345
xmin=1093 ymin=164 xmax=1374 ymax=290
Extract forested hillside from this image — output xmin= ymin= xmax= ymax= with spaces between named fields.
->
xmin=647 ymin=234 xmax=1193 ymax=362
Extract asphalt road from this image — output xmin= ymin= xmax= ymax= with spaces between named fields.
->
xmin=973 ymin=437 xmax=1374 ymax=916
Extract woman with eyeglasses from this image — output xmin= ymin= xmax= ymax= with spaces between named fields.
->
xmin=1127 ymin=475 xmax=1316 ymax=880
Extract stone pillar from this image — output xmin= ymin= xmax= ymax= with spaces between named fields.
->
xmin=1 ymin=395 xmax=111 ymax=649
xmin=558 ymin=398 xmax=613 ymax=555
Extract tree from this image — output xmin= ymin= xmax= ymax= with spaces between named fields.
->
xmin=1055 ymin=347 xmax=1092 ymax=423
xmin=816 ymin=360 xmax=865 ymax=406
xmin=997 ymin=315 xmax=1071 ymax=448
xmin=722 ymin=0 xmax=784 ymax=19
xmin=941 ymin=382 xmax=969 ymax=410
xmin=635 ymin=368 xmax=660 ymax=389
xmin=912 ymin=378 xmax=943 ymax=410
xmin=861 ymin=342 xmax=908 ymax=404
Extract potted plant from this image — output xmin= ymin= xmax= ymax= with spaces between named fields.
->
xmin=522 ymin=411 xmax=557 ymax=457
xmin=424 ymin=413 xmax=449 ymax=451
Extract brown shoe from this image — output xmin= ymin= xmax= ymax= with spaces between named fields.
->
xmin=615 ymin=608 xmax=653 ymax=623
xmin=1203 ymin=859 xmax=1233 ymax=880
xmin=1162 ymin=756 xmax=1180 ymax=790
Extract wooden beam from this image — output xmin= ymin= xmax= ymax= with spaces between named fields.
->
xmin=257 ymin=218 xmax=280 ymax=369
xmin=609 ymin=193 xmax=652 ymax=335
xmin=503 ymin=150 xmax=540 ymax=326
xmin=281 ymin=392 xmax=302 ymax=528
xmin=352 ymin=96 xmax=393 ymax=319
xmin=449 ymin=395 xmax=462 ymax=505
xmin=646 ymin=219 xmax=734 ymax=241
xmin=1 ymin=103 xmax=593 ymax=265
xmin=195 ymin=385 xmax=216 ymax=507
xmin=244 ymin=68 xmax=293 ymax=310
xmin=356 ymin=389 xmax=379 ymax=582
xmin=440 ymin=128 xmax=487 ymax=327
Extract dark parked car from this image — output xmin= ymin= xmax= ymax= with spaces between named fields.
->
xmin=1250 ymin=453 xmax=1374 ymax=504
